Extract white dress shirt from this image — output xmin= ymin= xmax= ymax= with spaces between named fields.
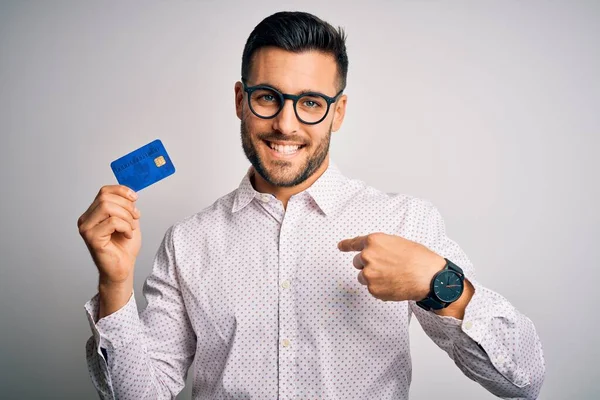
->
xmin=84 ymin=160 xmax=545 ymax=399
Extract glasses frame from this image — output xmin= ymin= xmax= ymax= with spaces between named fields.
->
xmin=241 ymin=78 xmax=345 ymax=125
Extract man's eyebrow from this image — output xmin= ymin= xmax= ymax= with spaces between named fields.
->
xmin=254 ymin=82 xmax=330 ymax=96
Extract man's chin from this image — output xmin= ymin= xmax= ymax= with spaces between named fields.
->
xmin=260 ymin=166 xmax=306 ymax=188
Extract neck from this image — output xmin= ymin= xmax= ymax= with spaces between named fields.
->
xmin=251 ymin=156 xmax=330 ymax=209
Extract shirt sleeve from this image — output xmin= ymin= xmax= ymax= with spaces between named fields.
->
xmin=408 ymin=200 xmax=546 ymax=399
xmin=83 ymin=224 xmax=196 ymax=400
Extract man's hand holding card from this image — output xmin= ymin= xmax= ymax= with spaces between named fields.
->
xmin=77 ymin=139 xmax=176 ymax=319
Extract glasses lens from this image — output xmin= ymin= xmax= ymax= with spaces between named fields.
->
xmin=249 ymin=88 xmax=281 ymax=118
xmin=296 ymin=94 xmax=328 ymax=124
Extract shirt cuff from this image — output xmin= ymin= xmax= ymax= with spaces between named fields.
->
xmin=428 ymin=281 xmax=530 ymax=388
xmin=84 ymin=290 xmax=140 ymax=351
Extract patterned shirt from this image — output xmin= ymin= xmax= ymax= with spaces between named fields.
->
xmin=84 ymin=160 xmax=545 ymax=399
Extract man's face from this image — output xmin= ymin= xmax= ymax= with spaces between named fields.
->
xmin=235 ymin=47 xmax=347 ymax=188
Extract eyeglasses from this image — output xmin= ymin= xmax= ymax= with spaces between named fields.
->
xmin=241 ymin=78 xmax=344 ymax=125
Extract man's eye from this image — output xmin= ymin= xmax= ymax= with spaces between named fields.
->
xmin=303 ymin=100 xmax=321 ymax=108
xmin=261 ymin=95 xmax=275 ymax=102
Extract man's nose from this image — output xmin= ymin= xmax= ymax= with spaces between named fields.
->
xmin=272 ymin=99 xmax=300 ymax=135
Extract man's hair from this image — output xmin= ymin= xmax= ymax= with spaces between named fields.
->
xmin=241 ymin=11 xmax=348 ymax=91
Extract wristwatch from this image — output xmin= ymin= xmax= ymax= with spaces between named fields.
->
xmin=416 ymin=258 xmax=465 ymax=311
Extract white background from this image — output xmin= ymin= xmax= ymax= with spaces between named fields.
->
xmin=0 ymin=1 xmax=598 ymax=399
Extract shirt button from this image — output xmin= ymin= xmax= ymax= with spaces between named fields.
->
xmin=282 ymin=339 xmax=291 ymax=348
xmin=259 ymin=194 xmax=270 ymax=203
xmin=281 ymin=280 xmax=290 ymax=289
xmin=464 ymin=321 xmax=473 ymax=330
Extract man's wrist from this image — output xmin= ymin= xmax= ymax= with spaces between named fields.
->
xmin=433 ymin=278 xmax=474 ymax=320
xmin=98 ymin=276 xmax=134 ymax=320
xmin=416 ymin=256 xmax=473 ymax=319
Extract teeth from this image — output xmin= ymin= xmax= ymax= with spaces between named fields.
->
xmin=268 ymin=142 xmax=302 ymax=154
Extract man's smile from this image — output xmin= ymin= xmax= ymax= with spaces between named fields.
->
xmin=262 ymin=139 xmax=307 ymax=159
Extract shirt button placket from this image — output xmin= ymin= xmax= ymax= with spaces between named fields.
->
xmin=278 ymin=200 xmax=297 ymax=400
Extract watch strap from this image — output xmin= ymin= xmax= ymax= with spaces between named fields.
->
xmin=416 ymin=296 xmax=447 ymax=311
xmin=446 ymin=258 xmax=464 ymax=275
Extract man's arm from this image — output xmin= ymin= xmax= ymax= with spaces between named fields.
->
xmin=337 ymin=197 xmax=546 ymax=398
xmin=410 ymin=200 xmax=546 ymax=399
xmin=84 ymin=225 xmax=196 ymax=399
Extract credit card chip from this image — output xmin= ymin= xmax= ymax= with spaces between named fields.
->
xmin=154 ymin=156 xmax=166 ymax=167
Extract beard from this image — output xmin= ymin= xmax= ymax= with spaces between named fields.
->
xmin=240 ymin=118 xmax=332 ymax=188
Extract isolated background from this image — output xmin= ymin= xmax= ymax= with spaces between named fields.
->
xmin=1 ymin=1 xmax=598 ymax=399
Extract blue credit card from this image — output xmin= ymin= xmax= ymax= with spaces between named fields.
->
xmin=110 ymin=139 xmax=176 ymax=192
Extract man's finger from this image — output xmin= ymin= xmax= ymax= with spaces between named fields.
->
xmin=352 ymin=252 xmax=364 ymax=270
xmin=338 ymin=235 xmax=368 ymax=252
xmin=357 ymin=270 xmax=367 ymax=285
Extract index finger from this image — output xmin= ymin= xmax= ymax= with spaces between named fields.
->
xmin=98 ymin=185 xmax=138 ymax=201
xmin=78 ymin=185 xmax=138 ymax=227
xmin=337 ymin=235 xmax=368 ymax=252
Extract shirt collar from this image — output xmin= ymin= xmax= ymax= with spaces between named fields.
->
xmin=304 ymin=160 xmax=344 ymax=216
xmin=231 ymin=165 xmax=257 ymax=213
xmin=231 ymin=160 xmax=345 ymax=216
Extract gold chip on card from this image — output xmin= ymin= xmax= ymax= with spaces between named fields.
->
xmin=154 ymin=156 xmax=166 ymax=167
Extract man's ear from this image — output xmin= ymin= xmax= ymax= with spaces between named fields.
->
xmin=331 ymin=94 xmax=347 ymax=132
xmin=234 ymin=81 xmax=244 ymax=120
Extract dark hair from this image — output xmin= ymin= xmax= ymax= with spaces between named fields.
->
xmin=241 ymin=11 xmax=348 ymax=91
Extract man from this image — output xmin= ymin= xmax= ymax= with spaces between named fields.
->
xmin=78 ymin=11 xmax=545 ymax=400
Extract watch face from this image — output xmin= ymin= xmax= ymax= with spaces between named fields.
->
xmin=433 ymin=270 xmax=464 ymax=303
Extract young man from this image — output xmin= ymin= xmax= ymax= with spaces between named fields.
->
xmin=78 ymin=11 xmax=545 ymax=399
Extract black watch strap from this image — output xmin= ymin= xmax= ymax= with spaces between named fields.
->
xmin=416 ymin=296 xmax=447 ymax=311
